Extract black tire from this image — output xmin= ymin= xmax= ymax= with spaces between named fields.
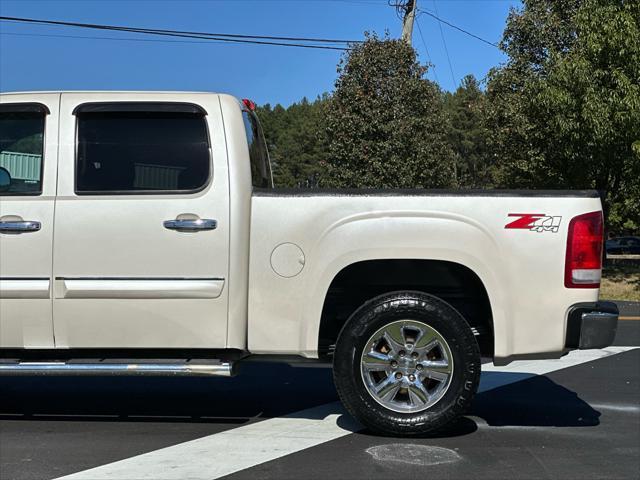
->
xmin=333 ymin=291 xmax=481 ymax=436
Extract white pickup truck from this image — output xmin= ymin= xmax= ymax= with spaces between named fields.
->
xmin=0 ymin=91 xmax=618 ymax=435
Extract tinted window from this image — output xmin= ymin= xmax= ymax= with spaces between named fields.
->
xmin=0 ymin=110 xmax=45 ymax=195
xmin=76 ymin=108 xmax=210 ymax=193
xmin=242 ymin=110 xmax=273 ymax=188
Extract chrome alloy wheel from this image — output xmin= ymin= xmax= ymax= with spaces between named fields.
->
xmin=360 ymin=319 xmax=454 ymax=413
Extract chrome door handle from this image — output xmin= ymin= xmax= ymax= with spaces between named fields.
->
xmin=163 ymin=218 xmax=217 ymax=231
xmin=0 ymin=220 xmax=41 ymax=233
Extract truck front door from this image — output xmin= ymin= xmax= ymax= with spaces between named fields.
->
xmin=52 ymin=93 xmax=230 ymax=348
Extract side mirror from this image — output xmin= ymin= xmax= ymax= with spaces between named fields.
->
xmin=0 ymin=167 xmax=11 ymax=192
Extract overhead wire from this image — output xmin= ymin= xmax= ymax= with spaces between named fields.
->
xmin=0 ymin=15 xmax=362 ymax=44
xmin=1 ymin=6 xmax=501 ymax=51
xmin=0 ymin=30 xmax=336 ymax=48
xmin=415 ymin=18 xmax=440 ymax=85
xmin=388 ymin=0 xmax=412 ymax=20
xmin=1 ymin=4 xmax=501 ymax=70
xmin=0 ymin=15 xmax=358 ymax=51
xmin=418 ymin=8 xmax=499 ymax=49
xmin=431 ymin=0 xmax=458 ymax=88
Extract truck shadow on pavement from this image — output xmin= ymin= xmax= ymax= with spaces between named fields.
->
xmin=472 ymin=374 xmax=601 ymax=427
xmin=0 ymin=363 xmax=600 ymax=434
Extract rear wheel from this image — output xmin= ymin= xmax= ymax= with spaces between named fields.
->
xmin=333 ymin=291 xmax=480 ymax=436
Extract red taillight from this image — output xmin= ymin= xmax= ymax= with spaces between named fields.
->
xmin=565 ymin=211 xmax=603 ymax=288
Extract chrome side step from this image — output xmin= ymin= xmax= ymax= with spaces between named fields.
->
xmin=0 ymin=359 xmax=234 ymax=377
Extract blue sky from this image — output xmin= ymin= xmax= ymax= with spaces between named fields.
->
xmin=0 ymin=0 xmax=520 ymax=106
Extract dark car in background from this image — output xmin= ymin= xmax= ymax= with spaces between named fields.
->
xmin=606 ymin=236 xmax=640 ymax=255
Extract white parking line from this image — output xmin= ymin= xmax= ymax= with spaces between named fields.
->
xmin=478 ymin=346 xmax=635 ymax=392
xmin=56 ymin=347 xmax=637 ymax=480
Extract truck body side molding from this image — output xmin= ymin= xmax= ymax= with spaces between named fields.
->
xmin=54 ymin=278 xmax=225 ymax=299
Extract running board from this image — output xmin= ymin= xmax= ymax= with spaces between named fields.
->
xmin=0 ymin=359 xmax=234 ymax=377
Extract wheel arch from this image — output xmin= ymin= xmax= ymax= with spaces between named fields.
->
xmin=315 ymin=258 xmax=496 ymax=359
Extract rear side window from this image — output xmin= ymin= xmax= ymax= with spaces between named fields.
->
xmin=0 ymin=106 xmax=45 ymax=195
xmin=76 ymin=104 xmax=210 ymax=194
xmin=242 ymin=110 xmax=273 ymax=188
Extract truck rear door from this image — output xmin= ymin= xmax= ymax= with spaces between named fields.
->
xmin=0 ymin=94 xmax=59 ymax=348
xmin=51 ymin=93 xmax=230 ymax=348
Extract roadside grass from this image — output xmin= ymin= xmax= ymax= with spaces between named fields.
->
xmin=600 ymin=259 xmax=640 ymax=302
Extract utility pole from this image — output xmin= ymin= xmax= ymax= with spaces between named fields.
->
xmin=401 ymin=0 xmax=417 ymax=45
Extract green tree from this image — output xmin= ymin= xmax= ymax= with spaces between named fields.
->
xmin=444 ymin=74 xmax=491 ymax=188
xmin=256 ymin=97 xmax=328 ymax=187
xmin=323 ymin=33 xmax=456 ymax=188
xmin=486 ymin=0 xmax=640 ymax=233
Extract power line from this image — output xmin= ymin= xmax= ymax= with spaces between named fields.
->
xmin=0 ymin=15 xmax=358 ymax=50
xmin=431 ymin=1 xmax=457 ymax=88
xmin=0 ymin=15 xmax=359 ymax=44
xmin=415 ymin=18 xmax=440 ymax=85
xmin=418 ymin=7 xmax=499 ymax=48
xmin=5 ymin=28 xmax=348 ymax=51
xmin=0 ymin=31 xmax=335 ymax=48
xmin=327 ymin=0 xmax=390 ymax=4
xmin=388 ymin=0 xmax=408 ymax=20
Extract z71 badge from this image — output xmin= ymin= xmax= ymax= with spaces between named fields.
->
xmin=505 ymin=213 xmax=562 ymax=233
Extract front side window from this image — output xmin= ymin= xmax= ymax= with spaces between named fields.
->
xmin=0 ymin=106 xmax=45 ymax=195
xmin=76 ymin=104 xmax=210 ymax=194
xmin=242 ymin=110 xmax=273 ymax=188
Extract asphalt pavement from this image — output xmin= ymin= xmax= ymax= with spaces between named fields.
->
xmin=1 ymin=302 xmax=638 ymax=480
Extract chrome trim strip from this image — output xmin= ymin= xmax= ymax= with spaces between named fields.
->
xmin=581 ymin=312 xmax=618 ymax=321
xmin=0 ymin=278 xmax=50 ymax=299
xmin=56 ymin=278 xmax=225 ymax=299
xmin=55 ymin=277 xmax=224 ymax=281
xmin=0 ymin=361 xmax=233 ymax=377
